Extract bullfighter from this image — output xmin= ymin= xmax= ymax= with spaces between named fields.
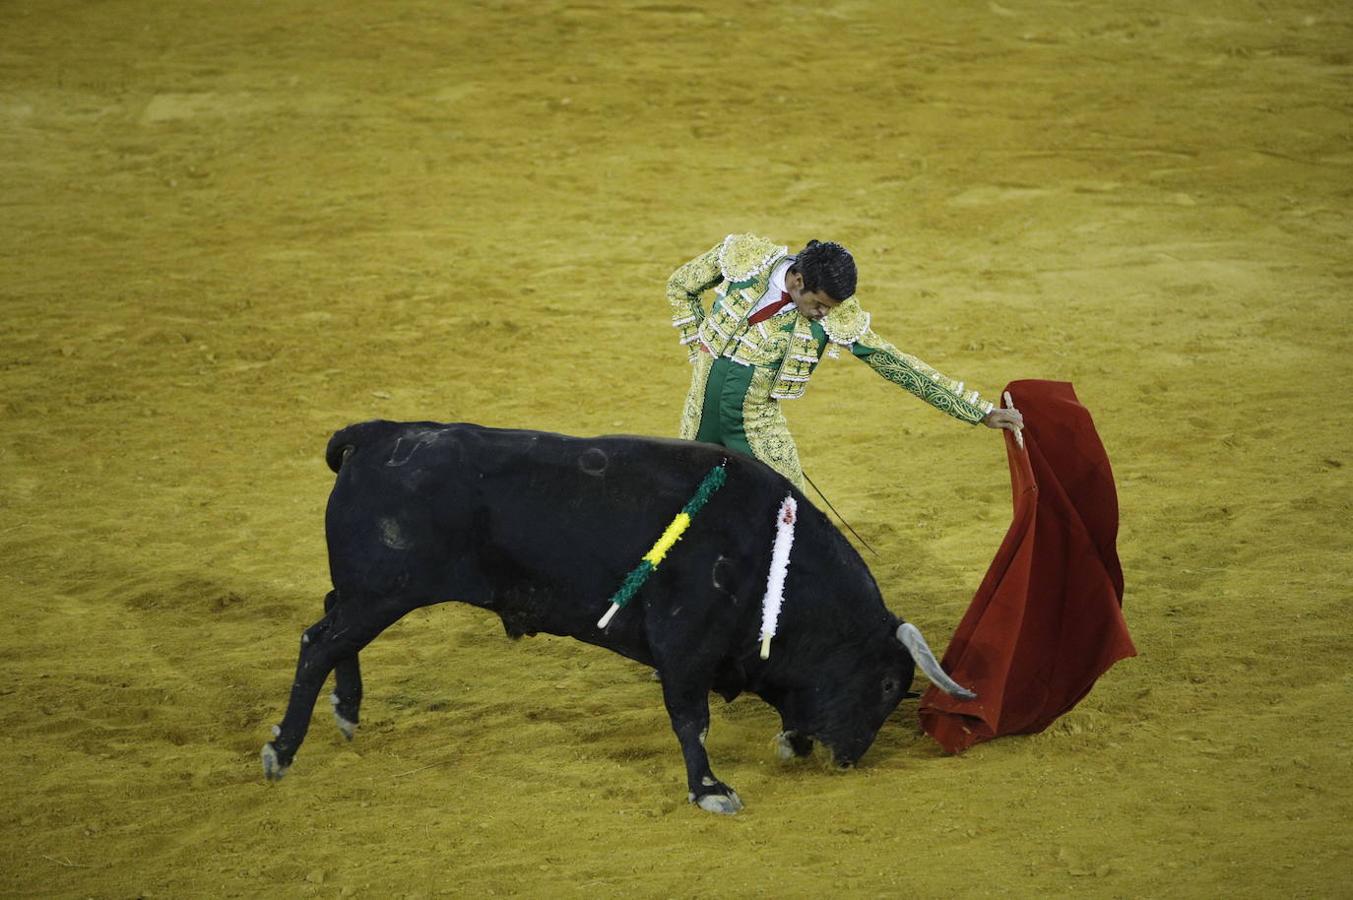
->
xmin=667 ymin=233 xmax=1024 ymax=488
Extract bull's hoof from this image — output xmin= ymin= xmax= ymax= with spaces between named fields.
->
xmin=693 ymin=790 xmax=743 ymax=815
xmin=261 ymin=742 xmax=290 ymax=782
xmin=690 ymin=778 xmax=743 ymax=815
xmin=330 ymin=693 xmax=357 ymax=741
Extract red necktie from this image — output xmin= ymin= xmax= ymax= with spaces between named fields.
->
xmin=747 ymin=291 xmax=794 ymax=325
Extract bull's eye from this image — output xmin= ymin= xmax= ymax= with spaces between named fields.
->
xmin=882 ymin=677 xmax=900 ymax=699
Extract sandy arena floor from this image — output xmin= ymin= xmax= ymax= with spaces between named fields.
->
xmin=2 ymin=0 xmax=1351 ymax=896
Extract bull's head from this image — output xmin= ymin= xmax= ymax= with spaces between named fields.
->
xmin=791 ymin=619 xmax=976 ymax=767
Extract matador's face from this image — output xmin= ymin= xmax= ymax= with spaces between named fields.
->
xmin=784 ymin=270 xmax=842 ymax=321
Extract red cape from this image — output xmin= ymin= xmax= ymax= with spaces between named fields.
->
xmin=918 ymin=380 xmax=1136 ymax=753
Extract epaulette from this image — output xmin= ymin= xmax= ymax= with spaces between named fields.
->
xmin=717 ymin=233 xmax=787 ymax=285
xmin=820 ymin=298 xmax=871 ymax=346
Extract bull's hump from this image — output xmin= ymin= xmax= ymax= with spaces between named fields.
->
xmin=383 ymin=424 xmax=454 ymax=468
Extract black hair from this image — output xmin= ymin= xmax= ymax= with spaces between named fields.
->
xmin=791 ymin=240 xmax=857 ymax=301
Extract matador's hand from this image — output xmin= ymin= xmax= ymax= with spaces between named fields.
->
xmin=983 ymin=391 xmax=1025 ymax=448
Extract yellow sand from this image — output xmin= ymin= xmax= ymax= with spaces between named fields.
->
xmin=2 ymin=1 xmax=1350 ymax=896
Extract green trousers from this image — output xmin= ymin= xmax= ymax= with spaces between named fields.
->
xmin=694 ymin=357 xmax=757 ymax=457
xmin=683 ymin=355 xmax=805 ymax=490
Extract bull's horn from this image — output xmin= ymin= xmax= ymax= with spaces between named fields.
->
xmin=896 ymin=622 xmax=977 ymax=700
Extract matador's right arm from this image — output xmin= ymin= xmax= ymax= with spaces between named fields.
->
xmin=666 ymin=241 xmax=725 ymax=361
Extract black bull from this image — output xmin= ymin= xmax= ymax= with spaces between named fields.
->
xmin=262 ymin=420 xmax=975 ymax=814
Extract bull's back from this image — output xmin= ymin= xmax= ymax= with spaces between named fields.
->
xmin=321 ymin=421 xmax=782 ymax=604
xmin=326 ymin=420 xmax=743 ymax=511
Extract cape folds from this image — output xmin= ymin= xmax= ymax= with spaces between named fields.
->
xmin=919 ymin=380 xmax=1136 ymax=753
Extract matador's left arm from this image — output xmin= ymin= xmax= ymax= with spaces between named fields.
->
xmin=821 ymin=299 xmax=995 ymax=424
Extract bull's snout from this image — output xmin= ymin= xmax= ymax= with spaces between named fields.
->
xmin=817 ymin=732 xmax=873 ymax=770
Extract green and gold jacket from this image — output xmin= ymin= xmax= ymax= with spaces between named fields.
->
xmin=666 ymin=233 xmax=995 ymax=424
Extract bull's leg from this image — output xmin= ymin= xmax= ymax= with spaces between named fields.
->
xmin=261 ymin=597 xmax=408 ymax=781
xmin=774 ymin=729 xmax=814 ymax=761
xmin=757 ymin=686 xmax=814 ymax=760
xmin=324 ymin=590 xmax=362 ymax=740
xmin=659 ymin=678 xmax=743 ymax=815
xmin=261 ymin=611 xmax=335 ymax=780
xmin=774 ymin=698 xmax=813 ymax=760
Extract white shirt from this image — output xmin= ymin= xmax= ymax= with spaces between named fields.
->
xmin=746 ymin=257 xmax=795 ymax=320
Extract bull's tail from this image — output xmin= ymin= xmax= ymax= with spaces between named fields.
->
xmin=325 ymin=420 xmax=394 ymax=474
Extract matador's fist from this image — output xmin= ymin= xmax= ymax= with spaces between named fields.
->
xmin=983 ymin=391 xmax=1025 ymax=448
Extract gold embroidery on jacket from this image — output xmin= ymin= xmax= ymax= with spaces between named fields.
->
xmin=820 ymin=298 xmax=872 ymax=346
xmin=718 ymin=233 xmax=787 ymax=284
xmin=855 ymin=327 xmax=994 ymax=423
xmin=742 ymin=366 xmax=806 ymax=490
xmin=679 ymin=351 xmax=716 ymax=440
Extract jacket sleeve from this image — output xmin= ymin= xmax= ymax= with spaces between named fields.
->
xmin=666 ymin=241 xmax=725 ymax=360
xmin=850 ymin=324 xmax=996 ymax=425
